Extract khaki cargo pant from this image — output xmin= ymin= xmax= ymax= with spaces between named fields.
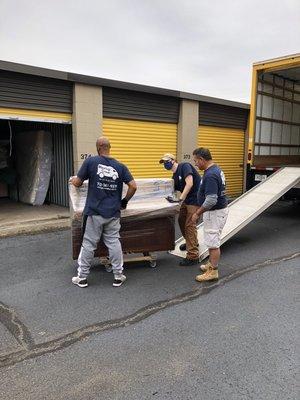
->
xmin=178 ymin=203 xmax=199 ymax=260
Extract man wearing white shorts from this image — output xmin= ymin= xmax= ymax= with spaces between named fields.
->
xmin=192 ymin=147 xmax=229 ymax=282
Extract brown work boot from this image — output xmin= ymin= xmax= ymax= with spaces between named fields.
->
xmin=199 ymin=261 xmax=212 ymax=272
xmin=195 ymin=266 xmax=219 ymax=282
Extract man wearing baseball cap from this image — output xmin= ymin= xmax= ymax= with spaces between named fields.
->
xmin=159 ymin=153 xmax=201 ymax=265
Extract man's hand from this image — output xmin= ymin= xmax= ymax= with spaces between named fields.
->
xmin=121 ymin=198 xmax=128 ymax=209
xmin=166 ymin=195 xmax=183 ymax=204
xmin=69 ymin=176 xmax=83 ymax=187
xmin=192 ymin=212 xmax=200 ymax=224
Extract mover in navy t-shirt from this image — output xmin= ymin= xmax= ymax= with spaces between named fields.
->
xmin=173 ymin=162 xmax=201 ymax=205
xmin=197 ymin=164 xmax=228 ymax=210
xmin=192 ymin=147 xmax=229 ymax=283
xmin=77 ymin=155 xmax=133 ymax=218
xmin=70 ymin=136 xmax=136 ymax=288
xmin=159 ymin=153 xmax=201 ymax=264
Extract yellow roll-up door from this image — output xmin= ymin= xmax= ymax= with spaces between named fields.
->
xmin=198 ymin=126 xmax=245 ymax=197
xmin=103 ymin=118 xmax=177 ymax=178
xmin=0 ymin=107 xmax=72 ymax=124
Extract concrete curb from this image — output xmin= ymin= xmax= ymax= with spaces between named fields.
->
xmin=0 ymin=218 xmax=71 ymax=238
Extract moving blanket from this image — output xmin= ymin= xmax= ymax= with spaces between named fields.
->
xmin=69 ymin=178 xmax=179 ymax=222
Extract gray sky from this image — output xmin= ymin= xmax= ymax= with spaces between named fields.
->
xmin=0 ymin=0 xmax=299 ymax=103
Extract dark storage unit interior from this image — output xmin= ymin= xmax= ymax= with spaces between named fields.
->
xmin=0 ymin=120 xmax=73 ymax=207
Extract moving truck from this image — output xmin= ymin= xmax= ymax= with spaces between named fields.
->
xmin=247 ymin=54 xmax=300 ymax=198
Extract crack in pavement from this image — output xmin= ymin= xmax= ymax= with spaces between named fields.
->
xmin=1 ymin=251 xmax=299 ymax=369
xmin=0 ymin=302 xmax=35 ymax=351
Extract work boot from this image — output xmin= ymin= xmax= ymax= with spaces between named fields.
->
xmin=179 ymin=243 xmax=187 ymax=251
xmin=195 ymin=266 xmax=219 ymax=282
xmin=179 ymin=258 xmax=199 ymax=266
xmin=179 ymin=243 xmax=199 ymax=251
xmin=199 ymin=261 xmax=212 ymax=272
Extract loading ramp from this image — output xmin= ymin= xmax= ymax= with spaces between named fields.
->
xmin=170 ymin=167 xmax=300 ymax=260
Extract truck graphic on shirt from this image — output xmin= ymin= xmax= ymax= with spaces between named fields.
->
xmin=97 ymin=164 xmax=119 ymax=180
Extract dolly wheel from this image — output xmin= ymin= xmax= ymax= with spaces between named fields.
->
xmin=149 ymin=260 xmax=157 ymax=268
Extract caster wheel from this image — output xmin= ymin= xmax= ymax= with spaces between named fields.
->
xmin=149 ymin=260 xmax=157 ymax=268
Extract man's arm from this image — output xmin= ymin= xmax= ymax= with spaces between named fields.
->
xmin=192 ymin=176 xmax=219 ymax=223
xmin=179 ymin=175 xmax=193 ymax=202
xmin=121 ymin=179 xmax=137 ymax=209
xmin=69 ymin=159 xmax=89 ymax=187
xmin=124 ymin=179 xmax=137 ymax=201
xmin=192 ymin=194 xmax=218 ymax=221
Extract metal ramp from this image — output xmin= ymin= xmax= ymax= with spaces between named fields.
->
xmin=170 ymin=167 xmax=300 ymax=260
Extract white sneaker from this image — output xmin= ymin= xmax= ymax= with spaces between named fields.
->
xmin=113 ymin=274 xmax=126 ymax=287
xmin=72 ymin=276 xmax=88 ymax=288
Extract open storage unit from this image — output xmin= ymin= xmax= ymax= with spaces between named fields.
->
xmin=0 ymin=120 xmax=73 ymax=207
xmin=0 ymin=68 xmax=73 ymax=207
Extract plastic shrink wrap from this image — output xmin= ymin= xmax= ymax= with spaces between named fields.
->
xmin=13 ymin=131 xmax=52 ymax=205
xmin=69 ymin=178 xmax=179 ymax=222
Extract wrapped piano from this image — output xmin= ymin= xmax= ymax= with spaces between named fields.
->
xmin=69 ymin=178 xmax=179 ymax=267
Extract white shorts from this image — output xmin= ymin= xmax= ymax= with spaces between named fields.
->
xmin=203 ymin=208 xmax=229 ymax=249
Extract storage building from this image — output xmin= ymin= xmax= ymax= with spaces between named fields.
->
xmin=0 ymin=60 xmax=249 ymax=210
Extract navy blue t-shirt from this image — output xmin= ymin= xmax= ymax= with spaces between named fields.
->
xmin=77 ymin=155 xmax=133 ymax=218
xmin=173 ymin=162 xmax=201 ymax=205
xmin=197 ymin=164 xmax=228 ymax=210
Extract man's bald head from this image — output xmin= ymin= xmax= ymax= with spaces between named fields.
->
xmin=96 ymin=136 xmax=111 ymax=155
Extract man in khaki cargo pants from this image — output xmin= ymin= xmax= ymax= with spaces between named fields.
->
xmin=159 ymin=153 xmax=201 ymax=266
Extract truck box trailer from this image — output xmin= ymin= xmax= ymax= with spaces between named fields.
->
xmin=172 ymin=54 xmax=300 ymax=261
xmin=247 ymin=54 xmax=300 ymax=197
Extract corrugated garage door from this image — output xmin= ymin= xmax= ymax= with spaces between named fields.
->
xmin=103 ymin=87 xmax=179 ymax=123
xmin=198 ymin=126 xmax=245 ymax=197
xmin=103 ymin=118 xmax=177 ymax=178
xmin=103 ymin=87 xmax=179 ymax=177
xmin=0 ymin=70 xmax=73 ymax=113
xmin=199 ymin=102 xmax=248 ymax=129
xmin=198 ymin=102 xmax=248 ymax=197
xmin=0 ymin=71 xmax=72 ymax=123
xmin=0 ymin=107 xmax=71 ymax=123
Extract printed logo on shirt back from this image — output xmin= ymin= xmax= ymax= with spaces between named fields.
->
xmin=97 ymin=164 xmax=119 ymax=180
xmin=96 ymin=164 xmax=119 ymax=191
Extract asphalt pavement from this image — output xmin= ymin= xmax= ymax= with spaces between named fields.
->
xmin=0 ymin=200 xmax=299 ymax=399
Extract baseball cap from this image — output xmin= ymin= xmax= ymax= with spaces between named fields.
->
xmin=159 ymin=153 xmax=176 ymax=164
